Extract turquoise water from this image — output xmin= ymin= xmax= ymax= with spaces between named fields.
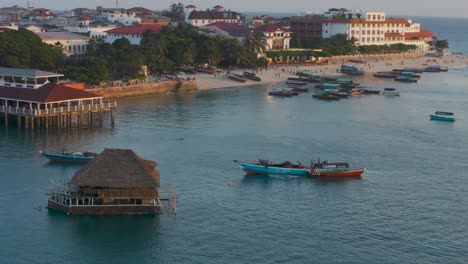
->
xmin=1 ymin=67 xmax=468 ymax=263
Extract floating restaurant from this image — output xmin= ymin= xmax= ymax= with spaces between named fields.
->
xmin=0 ymin=67 xmax=116 ymax=128
xmin=47 ymin=148 xmax=177 ymax=215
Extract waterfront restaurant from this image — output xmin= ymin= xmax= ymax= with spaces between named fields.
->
xmin=48 ymin=149 xmax=177 ymax=215
xmin=0 ymin=67 xmax=116 ymax=128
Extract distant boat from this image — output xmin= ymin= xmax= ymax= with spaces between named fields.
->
xmin=310 ymin=159 xmax=365 ymax=178
xmin=394 ymin=76 xmax=418 ymax=82
xmin=430 ymin=111 xmax=455 ymax=122
xmin=243 ymin=71 xmax=261 ymax=81
xmin=359 ymin=86 xmax=380 ymax=94
xmin=381 ymin=88 xmax=400 ymax=96
xmin=312 ymin=93 xmax=341 ymax=100
xmin=228 ymin=73 xmax=247 ymax=82
xmin=315 ymin=83 xmax=341 ymax=89
xmin=374 ymin=71 xmax=397 ymax=78
xmin=286 ymin=79 xmax=309 ymax=87
xmin=234 ymin=160 xmax=310 ymax=176
xmin=340 ymin=65 xmax=364 ymax=76
xmin=424 ymin=65 xmax=448 ymax=72
xmin=350 ymin=88 xmax=365 ymax=96
xmin=40 ymin=151 xmax=97 ymax=163
xmin=269 ymin=88 xmax=298 ymax=97
xmin=393 ymin=67 xmax=424 ymax=73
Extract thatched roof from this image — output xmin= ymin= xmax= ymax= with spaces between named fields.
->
xmin=71 ymin=149 xmax=160 ymax=189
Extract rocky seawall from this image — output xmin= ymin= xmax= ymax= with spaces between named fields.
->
xmin=86 ymin=81 xmax=198 ymax=99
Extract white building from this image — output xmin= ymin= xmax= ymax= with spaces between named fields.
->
xmin=105 ymin=24 xmax=162 ymax=45
xmin=96 ymin=7 xmax=141 ymax=25
xmin=185 ymin=5 xmax=241 ymax=27
xmin=321 ymin=10 xmax=436 ymax=52
xmin=35 ymin=32 xmax=89 ymax=56
xmin=64 ymin=16 xmax=117 ymax=41
xmin=254 ymin=24 xmax=292 ymax=51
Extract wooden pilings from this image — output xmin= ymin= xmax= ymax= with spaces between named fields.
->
xmin=0 ymin=109 xmax=113 ymax=129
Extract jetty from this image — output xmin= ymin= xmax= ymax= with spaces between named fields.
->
xmin=47 ymin=148 xmax=177 ymax=215
xmin=0 ymin=67 xmax=116 ymax=128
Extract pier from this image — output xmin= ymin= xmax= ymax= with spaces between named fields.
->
xmin=0 ymin=67 xmax=117 ymax=129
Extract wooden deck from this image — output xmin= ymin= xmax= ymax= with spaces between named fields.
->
xmin=0 ymin=102 xmax=117 ymax=128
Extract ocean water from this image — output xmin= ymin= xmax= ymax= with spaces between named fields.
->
xmin=1 ymin=18 xmax=468 ymax=264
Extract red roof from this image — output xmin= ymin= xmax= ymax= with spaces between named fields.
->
xmin=385 ymin=33 xmax=404 ymax=38
xmin=404 ymin=29 xmax=436 ymax=39
xmin=185 ymin=4 xmax=196 ymax=8
xmin=127 ymin=7 xmax=153 ymax=15
xmin=213 ymin=5 xmax=224 ymax=9
xmin=205 ymin=22 xmax=251 ymax=37
xmin=255 ymin=24 xmax=292 ymax=33
xmin=350 ymin=18 xmax=411 ymax=26
xmin=0 ymin=83 xmax=101 ymax=103
xmin=80 ymin=16 xmax=89 ymax=21
xmin=106 ymin=24 xmax=163 ymax=35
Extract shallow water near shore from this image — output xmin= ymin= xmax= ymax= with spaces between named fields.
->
xmin=1 ymin=67 xmax=468 ymax=263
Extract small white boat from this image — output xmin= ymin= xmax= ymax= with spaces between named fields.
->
xmin=430 ymin=111 xmax=455 ymax=122
xmin=381 ymin=88 xmax=399 ymax=96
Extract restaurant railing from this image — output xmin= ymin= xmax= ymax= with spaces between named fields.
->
xmin=0 ymin=101 xmax=117 ymax=117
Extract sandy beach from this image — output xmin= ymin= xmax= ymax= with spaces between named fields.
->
xmin=186 ymin=54 xmax=468 ymax=90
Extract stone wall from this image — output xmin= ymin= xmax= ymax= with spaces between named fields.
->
xmin=86 ymin=80 xmax=198 ymax=99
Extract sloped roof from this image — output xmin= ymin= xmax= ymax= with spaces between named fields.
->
xmin=106 ymin=24 xmax=163 ymax=35
xmin=205 ymin=22 xmax=251 ymax=37
xmin=127 ymin=7 xmax=154 ymax=14
xmin=188 ymin=10 xmax=241 ymax=20
xmin=36 ymin=31 xmax=89 ymax=40
xmin=255 ymin=24 xmax=292 ymax=33
xmin=185 ymin=4 xmax=197 ymax=8
xmin=71 ymin=149 xmax=160 ymax=189
xmin=0 ymin=83 xmax=102 ymax=103
xmin=385 ymin=33 xmax=404 ymax=38
xmin=0 ymin=67 xmax=63 ymax=78
xmin=404 ymin=29 xmax=436 ymax=39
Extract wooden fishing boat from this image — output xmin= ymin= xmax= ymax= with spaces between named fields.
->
xmin=350 ymin=88 xmax=365 ymax=96
xmin=269 ymin=88 xmax=298 ymax=96
xmin=381 ymin=88 xmax=400 ymax=96
xmin=374 ymin=71 xmax=397 ymax=78
xmin=243 ymin=72 xmax=261 ymax=81
xmin=340 ymin=65 xmax=364 ymax=76
xmin=424 ymin=65 xmax=448 ymax=72
xmin=309 ymin=160 xmax=365 ymax=178
xmin=430 ymin=111 xmax=455 ymax=122
xmin=394 ymin=76 xmax=418 ymax=82
xmin=234 ymin=160 xmax=310 ymax=176
xmin=312 ymin=93 xmax=341 ymax=100
xmin=40 ymin=151 xmax=97 ymax=163
xmin=228 ymin=73 xmax=247 ymax=82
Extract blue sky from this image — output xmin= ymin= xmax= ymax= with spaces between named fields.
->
xmin=3 ymin=0 xmax=466 ymax=18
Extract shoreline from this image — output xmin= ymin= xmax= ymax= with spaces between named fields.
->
xmin=186 ymin=54 xmax=468 ymax=91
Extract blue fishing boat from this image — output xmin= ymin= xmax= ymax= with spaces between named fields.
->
xmin=40 ymin=151 xmax=97 ymax=163
xmin=340 ymin=65 xmax=364 ymax=76
xmin=429 ymin=111 xmax=455 ymax=122
xmin=234 ymin=160 xmax=310 ymax=176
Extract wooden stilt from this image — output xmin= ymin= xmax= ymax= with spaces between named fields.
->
xmin=31 ymin=117 xmax=34 ymax=129
xmin=17 ymin=116 xmax=21 ymax=128
xmin=4 ymin=113 xmax=8 ymax=127
xmin=111 ymin=109 xmax=115 ymax=127
xmin=45 ymin=116 xmax=49 ymax=129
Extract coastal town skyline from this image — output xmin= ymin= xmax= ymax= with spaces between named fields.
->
xmin=2 ymin=0 xmax=467 ymax=18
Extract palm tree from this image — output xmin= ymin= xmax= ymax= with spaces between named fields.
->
xmin=245 ymin=31 xmax=267 ymax=57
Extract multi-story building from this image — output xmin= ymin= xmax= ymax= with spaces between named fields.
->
xmin=254 ymin=24 xmax=292 ymax=50
xmin=96 ymin=6 xmax=141 ymax=25
xmin=184 ymin=5 xmax=241 ymax=27
xmin=290 ymin=9 xmax=436 ymax=52
xmin=35 ymin=32 xmax=89 ymax=56
xmin=105 ymin=24 xmax=163 ymax=45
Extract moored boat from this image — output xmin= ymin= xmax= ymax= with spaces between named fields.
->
xmin=429 ymin=111 xmax=455 ymax=122
xmin=424 ymin=65 xmax=448 ymax=72
xmin=340 ymin=65 xmax=364 ymax=76
xmin=40 ymin=151 xmax=97 ymax=163
xmin=393 ymin=67 xmax=424 ymax=73
xmin=312 ymin=93 xmax=341 ymax=100
xmin=269 ymin=88 xmax=298 ymax=96
xmin=349 ymin=88 xmax=365 ymax=96
xmin=374 ymin=71 xmax=397 ymax=78
xmin=309 ymin=160 xmax=365 ymax=178
xmin=243 ymin=71 xmax=261 ymax=81
xmin=381 ymin=88 xmax=400 ymax=96
xmin=394 ymin=75 xmax=418 ymax=82
xmin=234 ymin=160 xmax=310 ymax=176
xmin=228 ymin=73 xmax=247 ymax=82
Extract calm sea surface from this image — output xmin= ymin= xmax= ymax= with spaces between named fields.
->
xmin=1 ymin=19 xmax=468 ymax=264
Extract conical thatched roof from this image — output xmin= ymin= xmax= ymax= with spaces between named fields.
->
xmin=71 ymin=149 xmax=160 ymax=189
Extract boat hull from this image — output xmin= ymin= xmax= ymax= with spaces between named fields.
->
xmin=310 ymin=168 xmax=365 ymax=178
xmin=238 ymin=163 xmax=310 ymax=176
xmin=41 ymin=152 xmax=94 ymax=163
xmin=430 ymin=115 xmax=455 ymax=122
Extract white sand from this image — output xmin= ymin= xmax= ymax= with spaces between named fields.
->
xmin=184 ymin=54 xmax=468 ymax=90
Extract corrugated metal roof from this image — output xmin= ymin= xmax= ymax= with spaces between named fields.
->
xmin=35 ymin=31 xmax=89 ymax=40
xmin=0 ymin=67 xmax=64 ymax=78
